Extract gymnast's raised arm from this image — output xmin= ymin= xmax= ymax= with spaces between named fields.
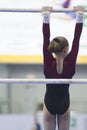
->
xmin=69 ymin=6 xmax=84 ymax=63
xmin=42 ymin=6 xmax=54 ymax=72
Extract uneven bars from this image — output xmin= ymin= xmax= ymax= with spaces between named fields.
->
xmin=0 ymin=78 xmax=87 ymax=84
xmin=0 ymin=8 xmax=87 ymax=13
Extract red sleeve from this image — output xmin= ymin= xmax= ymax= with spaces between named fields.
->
xmin=68 ymin=23 xmax=83 ymax=64
xmin=43 ymin=23 xmax=54 ymax=71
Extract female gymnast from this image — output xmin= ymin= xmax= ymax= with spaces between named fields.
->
xmin=42 ymin=5 xmax=84 ymax=130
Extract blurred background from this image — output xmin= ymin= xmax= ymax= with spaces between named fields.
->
xmin=0 ymin=0 xmax=87 ymax=130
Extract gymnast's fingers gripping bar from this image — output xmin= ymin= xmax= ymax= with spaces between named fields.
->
xmin=0 ymin=79 xmax=87 ymax=84
xmin=0 ymin=8 xmax=87 ymax=13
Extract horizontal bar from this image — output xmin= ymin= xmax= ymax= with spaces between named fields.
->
xmin=0 ymin=78 xmax=87 ymax=84
xmin=0 ymin=8 xmax=87 ymax=13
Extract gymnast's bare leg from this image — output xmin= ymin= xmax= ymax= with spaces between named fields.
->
xmin=57 ymin=108 xmax=70 ymax=130
xmin=43 ymin=103 xmax=56 ymax=130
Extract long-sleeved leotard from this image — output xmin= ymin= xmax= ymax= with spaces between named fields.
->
xmin=43 ymin=22 xmax=83 ymax=115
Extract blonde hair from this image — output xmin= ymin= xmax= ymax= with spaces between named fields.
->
xmin=48 ymin=36 xmax=69 ymax=53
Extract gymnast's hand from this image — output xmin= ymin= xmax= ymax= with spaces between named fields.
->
xmin=73 ymin=5 xmax=84 ymax=16
xmin=41 ymin=6 xmax=53 ymax=17
xmin=73 ymin=5 xmax=84 ymax=23
xmin=41 ymin=6 xmax=53 ymax=23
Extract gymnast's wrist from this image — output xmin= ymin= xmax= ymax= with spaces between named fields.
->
xmin=76 ymin=14 xmax=84 ymax=23
xmin=43 ymin=16 xmax=50 ymax=23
